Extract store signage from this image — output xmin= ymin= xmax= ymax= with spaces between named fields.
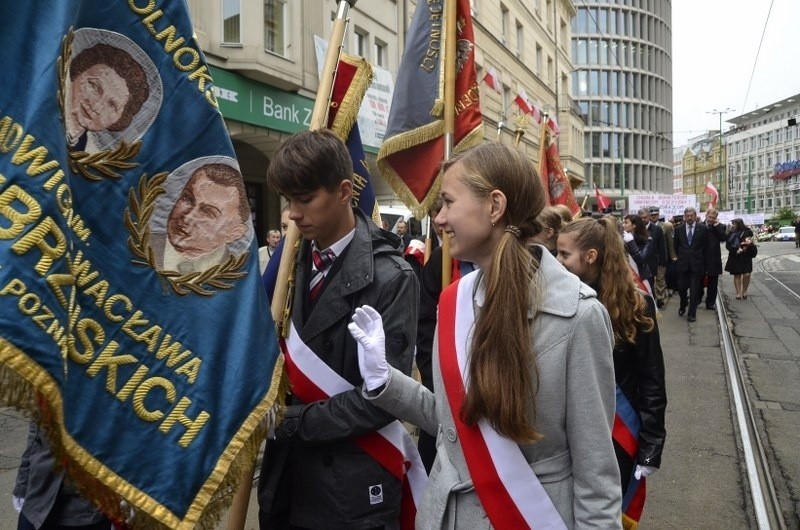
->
xmin=209 ymin=66 xmax=314 ymax=134
xmin=773 ymin=159 xmax=800 ymax=180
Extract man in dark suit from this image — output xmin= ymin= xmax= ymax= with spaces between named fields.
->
xmin=703 ymin=208 xmax=727 ymax=310
xmin=396 ymin=219 xmax=413 ymax=249
xmin=641 ymin=207 xmax=667 ymax=308
xmin=673 ymin=206 xmax=707 ymax=322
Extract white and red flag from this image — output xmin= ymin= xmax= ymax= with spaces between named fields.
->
xmin=704 ymin=181 xmax=719 ymax=206
xmin=514 ymin=88 xmax=534 ymax=115
xmin=482 ymin=67 xmax=501 ymax=92
xmin=595 ymin=184 xmax=612 ymax=211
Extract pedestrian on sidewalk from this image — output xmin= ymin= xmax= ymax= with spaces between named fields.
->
xmin=558 ymin=216 xmax=667 ymax=524
xmin=725 ymin=218 xmax=756 ymax=299
xmin=674 ymin=207 xmax=707 ymax=322
xmin=703 ymin=207 xmax=727 ymax=310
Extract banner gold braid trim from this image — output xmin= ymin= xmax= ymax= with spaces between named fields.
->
xmin=0 ymin=336 xmax=282 ymax=529
xmin=329 ymin=54 xmax=373 ymax=143
xmin=377 ymin=123 xmax=484 ymax=218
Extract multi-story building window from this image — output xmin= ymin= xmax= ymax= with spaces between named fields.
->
xmin=572 ymin=0 xmax=673 ymax=196
xmin=516 ymin=21 xmax=524 ymax=58
xmin=536 ymin=44 xmax=543 ymax=77
xmin=374 ymin=38 xmax=387 ymax=68
xmin=501 ymin=4 xmax=509 ymax=43
xmin=354 ymin=28 xmax=367 ymax=58
xmin=264 ymin=0 xmax=286 ymax=55
xmin=222 ymin=0 xmax=241 ymax=45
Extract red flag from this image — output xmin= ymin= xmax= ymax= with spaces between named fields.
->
xmin=482 ymin=67 xmax=501 ymax=92
xmin=539 ymin=125 xmax=581 ymax=218
xmin=704 ymin=181 xmax=719 ymax=206
xmin=514 ymin=88 xmax=534 ymax=115
xmin=595 ymin=184 xmax=611 ymax=211
xmin=531 ymin=104 xmax=542 ymax=125
xmin=377 ymin=0 xmax=484 ymax=217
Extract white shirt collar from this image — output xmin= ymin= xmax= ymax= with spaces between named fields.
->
xmin=314 ymin=228 xmax=356 ymax=259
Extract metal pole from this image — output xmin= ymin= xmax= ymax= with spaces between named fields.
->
xmin=708 ymin=108 xmax=733 ymax=208
xmin=747 ymin=155 xmax=752 ymax=213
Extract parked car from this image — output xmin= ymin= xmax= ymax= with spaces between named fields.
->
xmin=773 ymin=226 xmax=796 ymax=242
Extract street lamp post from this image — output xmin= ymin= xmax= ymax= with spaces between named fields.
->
xmin=707 ymin=108 xmax=734 ymax=208
xmin=747 ymin=155 xmax=753 ymax=213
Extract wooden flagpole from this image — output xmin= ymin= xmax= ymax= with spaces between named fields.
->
xmin=440 ymin=0 xmax=458 ymax=287
xmin=226 ymin=2 xmax=356 ymax=528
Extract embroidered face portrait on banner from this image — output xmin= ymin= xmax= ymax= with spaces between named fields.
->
xmin=64 ymin=28 xmax=162 ymax=154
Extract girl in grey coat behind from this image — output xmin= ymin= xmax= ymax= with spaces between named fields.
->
xmin=349 ymin=142 xmax=622 ymax=529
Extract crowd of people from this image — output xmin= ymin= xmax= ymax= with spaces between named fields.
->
xmin=16 ymin=129 xmax=763 ymax=529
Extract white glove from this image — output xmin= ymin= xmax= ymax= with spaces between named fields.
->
xmin=12 ymin=496 xmax=24 ymax=514
xmin=120 ymin=499 xmax=136 ymax=524
xmin=634 ymin=465 xmax=657 ymax=480
xmin=348 ymin=305 xmax=390 ymax=391
xmin=623 ymin=231 xmax=634 ymax=243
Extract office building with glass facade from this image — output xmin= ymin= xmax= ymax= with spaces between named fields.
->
xmin=571 ymin=0 xmax=673 ymax=201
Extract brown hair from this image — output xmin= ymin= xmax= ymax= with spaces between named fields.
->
xmin=624 ymin=214 xmax=650 ymax=242
xmin=553 ymin=203 xmax=574 ymax=224
xmin=266 ymin=129 xmax=353 ymax=196
xmin=535 ymin=206 xmax=563 ymax=232
xmin=70 ymin=43 xmax=150 ymax=131
xmin=195 ymin=163 xmax=250 ymax=223
xmin=561 ymin=217 xmax=654 ymax=345
xmin=442 ymin=142 xmax=546 ymax=443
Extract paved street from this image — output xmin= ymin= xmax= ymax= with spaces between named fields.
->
xmin=2 ymin=242 xmax=799 ymax=529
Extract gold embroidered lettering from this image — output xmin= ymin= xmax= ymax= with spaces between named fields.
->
xmin=133 ymin=376 xmax=175 ymax=422
xmin=86 ymin=341 xmax=138 ymax=393
xmin=11 ymin=135 xmax=59 ymax=176
xmin=159 ymin=396 xmax=210 ymax=448
xmin=0 ymin=185 xmax=41 ymax=239
xmin=0 ymin=116 xmax=24 ymax=154
xmin=174 ymin=357 xmax=201 ymax=384
xmin=11 ymin=216 xmax=67 ymax=276
xmin=70 ymin=318 xmax=105 ymax=364
xmin=104 ymin=294 xmax=133 ymax=323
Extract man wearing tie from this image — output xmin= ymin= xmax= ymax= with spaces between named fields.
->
xmin=257 ymin=129 xmax=419 ymax=529
xmin=673 ymin=206 xmax=707 ymax=322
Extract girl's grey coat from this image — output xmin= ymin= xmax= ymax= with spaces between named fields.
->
xmin=369 ymin=248 xmax=622 ymax=529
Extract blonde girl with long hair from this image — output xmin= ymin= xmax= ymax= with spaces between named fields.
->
xmin=348 ymin=142 xmax=622 ymax=529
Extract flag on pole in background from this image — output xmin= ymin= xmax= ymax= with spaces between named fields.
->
xmin=514 ymin=88 xmax=534 ymax=115
xmin=539 ymin=124 xmax=582 ymax=218
xmin=482 ymin=66 xmax=501 ymax=92
xmin=0 ymin=4 xmax=280 ymax=528
xmin=595 ymin=184 xmax=612 ymax=211
xmin=377 ymin=0 xmax=484 ymax=218
xmin=704 ymin=181 xmax=719 ymax=206
xmin=327 ymin=53 xmax=380 ymax=224
xmin=263 ymin=52 xmax=377 ymax=300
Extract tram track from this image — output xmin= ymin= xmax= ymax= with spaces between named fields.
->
xmin=717 ymin=252 xmax=793 ymax=530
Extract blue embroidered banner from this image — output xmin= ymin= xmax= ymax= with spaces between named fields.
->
xmin=0 ymin=2 xmax=279 ymax=528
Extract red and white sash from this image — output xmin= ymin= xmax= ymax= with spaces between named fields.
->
xmin=280 ymin=322 xmax=427 ymax=529
xmin=438 ymin=272 xmax=567 ymax=530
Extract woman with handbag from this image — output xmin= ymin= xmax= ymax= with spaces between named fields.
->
xmin=724 ymin=218 xmax=756 ymax=299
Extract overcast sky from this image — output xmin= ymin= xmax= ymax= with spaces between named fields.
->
xmin=671 ymin=0 xmax=800 ymax=147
